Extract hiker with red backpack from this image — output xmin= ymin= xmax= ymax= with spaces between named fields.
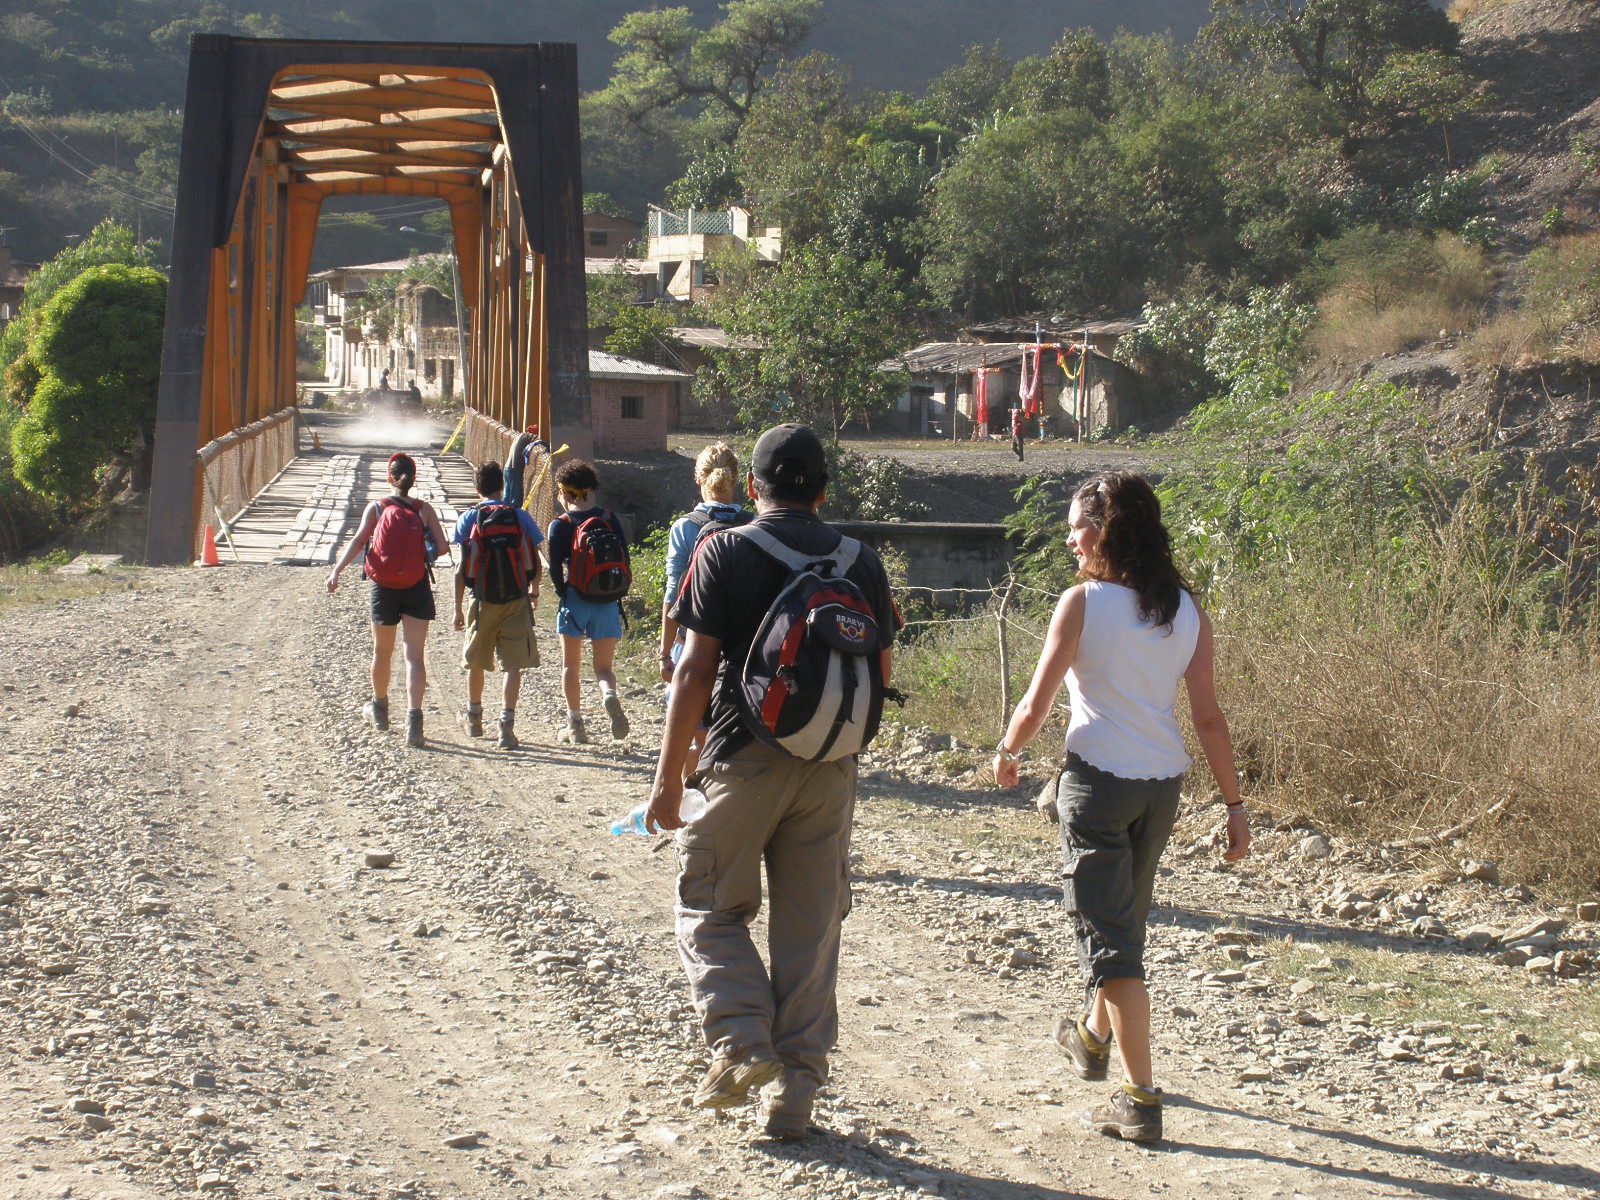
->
xmin=645 ymin=424 xmax=902 ymax=1139
xmin=452 ymin=460 xmax=544 ymax=750
xmin=546 ymin=460 xmax=631 ymax=744
xmin=326 ymin=452 xmax=451 ymax=748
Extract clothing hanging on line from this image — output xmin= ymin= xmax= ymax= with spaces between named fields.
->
xmin=1019 ymin=345 xmax=1043 ymax=414
xmin=973 ymin=367 xmax=989 ymax=426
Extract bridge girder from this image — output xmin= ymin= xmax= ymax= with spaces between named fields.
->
xmin=146 ymin=36 xmax=590 ymax=565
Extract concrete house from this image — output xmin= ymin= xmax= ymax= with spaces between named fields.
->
xmin=306 ymin=257 xmax=464 ymax=400
xmin=646 ymin=205 xmax=782 ymax=303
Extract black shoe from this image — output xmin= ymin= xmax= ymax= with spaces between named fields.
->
xmin=1054 ymin=1015 xmax=1111 ymax=1081
xmin=1082 ymin=1087 xmax=1162 ymax=1143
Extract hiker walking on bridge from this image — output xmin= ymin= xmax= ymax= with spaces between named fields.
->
xmin=992 ymin=470 xmax=1250 ymax=1146
xmin=547 ymin=460 xmax=631 ymax=744
xmin=453 ymin=461 xmax=543 ymax=750
xmin=327 ymin=453 xmax=450 ymax=748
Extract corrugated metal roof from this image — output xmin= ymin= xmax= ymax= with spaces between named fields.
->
xmin=668 ymin=326 xmax=764 ymax=350
xmin=967 ymin=315 xmax=1145 ymax=339
xmin=588 ymin=350 xmax=692 ymax=381
xmin=877 ymin=341 xmax=1122 ymax=374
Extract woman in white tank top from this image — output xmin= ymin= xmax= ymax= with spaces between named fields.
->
xmin=991 ymin=472 xmax=1250 ymax=1145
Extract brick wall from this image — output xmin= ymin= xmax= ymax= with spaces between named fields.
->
xmin=590 ymin=378 xmax=673 ymax=455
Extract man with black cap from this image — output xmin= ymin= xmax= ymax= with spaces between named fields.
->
xmin=646 ymin=423 xmax=900 ymax=1140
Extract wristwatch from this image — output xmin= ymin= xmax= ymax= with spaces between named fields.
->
xmin=994 ymin=744 xmax=1020 ymax=765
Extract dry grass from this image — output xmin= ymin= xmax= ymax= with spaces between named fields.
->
xmin=1446 ymin=0 xmax=1517 ymax=25
xmin=1313 ymin=235 xmax=1493 ymax=361
xmin=1468 ymin=231 xmax=1600 ymax=366
xmin=0 ymin=563 xmax=131 ymax=612
xmin=1211 ymin=476 xmax=1600 ymax=898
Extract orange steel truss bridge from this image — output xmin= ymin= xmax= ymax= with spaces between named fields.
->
xmin=146 ymin=36 xmax=589 ymax=565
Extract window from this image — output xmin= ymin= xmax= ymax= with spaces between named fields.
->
xmin=423 ymin=358 xmax=436 ymax=383
xmin=589 ymin=230 xmax=609 ymax=246
xmin=620 ymin=395 xmax=644 ymax=420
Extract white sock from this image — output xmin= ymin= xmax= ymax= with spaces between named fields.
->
xmin=567 ymin=709 xmax=583 ymax=720
xmin=599 ymin=681 xmax=617 ymax=699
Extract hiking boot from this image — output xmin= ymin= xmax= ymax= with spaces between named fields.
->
xmin=1082 ymin=1086 xmax=1162 ymax=1144
xmin=405 ymin=708 xmax=425 ymax=748
xmin=603 ymin=692 xmax=630 ymax=739
xmin=362 ymin=697 xmax=389 ymax=731
xmin=566 ymin=713 xmax=590 ymax=745
xmin=1054 ymin=1015 xmax=1112 ymax=1081
xmin=459 ymin=704 xmax=484 ymax=738
xmin=691 ymin=1049 xmax=783 ymax=1110
xmin=497 ymin=714 xmax=518 ymax=750
xmin=759 ymin=1106 xmax=813 ymax=1141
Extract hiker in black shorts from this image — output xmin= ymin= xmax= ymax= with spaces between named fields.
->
xmin=327 ymin=452 xmax=450 ymax=747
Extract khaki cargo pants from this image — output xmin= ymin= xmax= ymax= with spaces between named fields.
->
xmin=675 ymin=739 xmax=855 ymax=1113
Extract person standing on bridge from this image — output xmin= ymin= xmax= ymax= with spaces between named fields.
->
xmin=326 ymin=452 xmax=451 ymax=748
xmin=453 ymin=460 xmax=544 ymax=750
xmin=546 ymin=460 xmax=631 ymax=745
xmin=991 ymin=470 xmax=1250 ymax=1146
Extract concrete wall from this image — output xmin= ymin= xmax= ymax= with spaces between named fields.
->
xmin=832 ymin=520 xmax=1012 ymax=607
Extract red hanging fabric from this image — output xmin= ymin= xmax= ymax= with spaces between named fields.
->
xmin=973 ymin=368 xmax=989 ymax=427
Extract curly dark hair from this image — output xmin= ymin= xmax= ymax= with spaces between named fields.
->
xmin=555 ymin=459 xmax=600 ymax=494
xmin=1072 ymin=471 xmax=1190 ymax=630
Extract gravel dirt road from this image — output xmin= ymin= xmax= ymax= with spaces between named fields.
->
xmin=2 ymin=472 xmax=1597 ymax=1199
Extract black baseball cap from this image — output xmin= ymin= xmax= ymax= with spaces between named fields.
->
xmin=751 ymin=423 xmax=828 ymax=489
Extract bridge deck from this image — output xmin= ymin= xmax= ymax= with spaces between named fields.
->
xmin=219 ymin=445 xmax=477 ymax=567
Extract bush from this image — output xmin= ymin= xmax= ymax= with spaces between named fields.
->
xmin=1310 ymin=229 xmax=1492 ymax=359
xmin=1465 ymin=231 xmax=1600 ymax=365
xmin=9 ymin=264 xmax=167 ymax=511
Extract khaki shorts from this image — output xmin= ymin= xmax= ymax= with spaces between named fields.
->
xmin=462 ymin=596 xmax=539 ymax=672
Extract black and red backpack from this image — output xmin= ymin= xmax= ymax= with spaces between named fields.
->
xmin=364 ymin=498 xmax=429 ymax=589
xmin=730 ymin=525 xmax=886 ymax=762
xmin=463 ymin=502 xmax=534 ymax=605
xmin=563 ymin=511 xmax=631 ymax=603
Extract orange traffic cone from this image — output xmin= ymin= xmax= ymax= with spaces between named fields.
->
xmin=312 ymin=431 xmax=322 ymax=451
xmin=197 ymin=524 xmax=221 ymax=568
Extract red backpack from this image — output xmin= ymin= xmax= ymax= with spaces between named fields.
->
xmin=364 ymin=498 xmax=429 ymax=589
xmin=564 ymin=512 xmax=631 ymax=603
xmin=463 ymin=502 xmax=533 ymax=604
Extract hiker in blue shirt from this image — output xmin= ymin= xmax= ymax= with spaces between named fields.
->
xmin=546 ymin=459 xmax=630 ymax=744
xmin=452 ymin=461 xmax=543 ymax=749
xmin=659 ymin=441 xmax=749 ymax=783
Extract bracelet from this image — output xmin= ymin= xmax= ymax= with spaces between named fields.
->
xmin=1225 ymin=802 xmax=1245 ymax=813
xmin=994 ymin=744 xmax=1020 ymax=765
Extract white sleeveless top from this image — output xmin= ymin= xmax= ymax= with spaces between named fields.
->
xmin=1063 ymin=581 xmax=1200 ymax=780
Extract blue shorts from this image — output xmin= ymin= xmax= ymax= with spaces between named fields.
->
xmin=557 ymin=592 xmax=623 ymax=640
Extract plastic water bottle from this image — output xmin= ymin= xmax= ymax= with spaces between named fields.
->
xmin=610 ymin=788 xmax=708 ymax=836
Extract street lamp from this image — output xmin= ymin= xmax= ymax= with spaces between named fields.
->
xmin=399 ymin=226 xmax=469 ymax=402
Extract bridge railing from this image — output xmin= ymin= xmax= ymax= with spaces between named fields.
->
xmin=194 ymin=407 xmax=299 ymax=560
xmin=458 ymin=405 xmax=558 ymax=537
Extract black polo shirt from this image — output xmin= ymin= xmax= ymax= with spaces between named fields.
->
xmin=670 ymin=508 xmax=901 ymax=763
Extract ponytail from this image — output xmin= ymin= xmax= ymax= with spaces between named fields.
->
xmin=388 ymin=452 xmax=417 ymax=496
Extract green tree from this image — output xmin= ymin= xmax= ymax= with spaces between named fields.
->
xmin=1200 ymin=0 xmax=1458 ymax=137
xmin=1 ymin=220 xmax=156 ymax=391
xmin=1367 ymin=48 xmax=1487 ymax=165
xmin=997 ymin=30 xmax=1113 ymax=121
xmin=735 ymin=52 xmax=862 ymax=244
xmin=920 ymin=43 xmax=1014 ymax=132
xmin=9 ymin=264 xmax=167 ymax=509
xmin=714 ymin=245 xmax=914 ymax=438
xmin=591 ymin=0 xmax=821 ymax=148
xmin=921 ymin=110 xmax=1127 ymax=317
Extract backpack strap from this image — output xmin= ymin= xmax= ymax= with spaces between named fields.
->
xmin=730 ymin=524 xmax=861 ymax=577
xmin=685 ymin=510 xmax=713 ymax=529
